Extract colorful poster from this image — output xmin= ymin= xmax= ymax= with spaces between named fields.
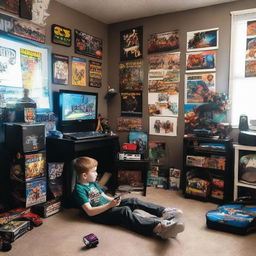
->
xmin=51 ymin=24 xmax=72 ymax=47
xmin=245 ymin=60 xmax=256 ymax=77
xmin=120 ymin=26 xmax=143 ymax=61
xmin=89 ymin=60 xmax=102 ymax=88
xmin=149 ymin=116 xmax=177 ymax=136
xmin=117 ymin=117 xmax=142 ymax=131
xmin=121 ymin=91 xmax=142 ymax=117
xmin=0 ymin=0 xmax=19 ymax=14
xmin=48 ymin=162 xmax=64 ymax=198
xmin=129 ymin=131 xmax=148 ymax=154
xmin=20 ymin=48 xmax=42 ymax=89
xmin=148 ymin=52 xmax=180 ymax=72
xmin=186 ymin=51 xmax=216 ymax=72
xmin=74 ymin=29 xmax=103 ymax=59
xmin=25 ymin=153 xmax=46 ymax=180
xmin=247 ymin=20 xmax=256 ymax=36
xmin=185 ymin=73 xmax=216 ymax=103
xmin=148 ymin=80 xmax=178 ymax=94
xmin=187 ymin=28 xmax=219 ymax=51
xmin=148 ymin=30 xmax=179 ymax=54
xmin=245 ymin=37 xmax=256 ymax=60
xmin=52 ymin=54 xmax=69 ymax=85
xmin=119 ymin=60 xmax=143 ymax=91
xmin=0 ymin=13 xmax=46 ymax=43
xmin=148 ymin=141 xmax=166 ymax=164
xmin=148 ymin=92 xmax=178 ymax=117
xmin=71 ymin=56 xmax=86 ymax=86
xmin=0 ymin=41 xmax=22 ymax=87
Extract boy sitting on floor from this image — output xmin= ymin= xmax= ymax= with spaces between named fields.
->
xmin=72 ymin=156 xmax=185 ymax=239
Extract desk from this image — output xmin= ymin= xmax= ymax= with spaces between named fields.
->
xmin=46 ymin=135 xmax=119 ymax=207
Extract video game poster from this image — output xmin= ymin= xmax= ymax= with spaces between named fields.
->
xmin=74 ymin=29 xmax=103 ymax=59
xmin=71 ymin=56 xmax=87 ymax=86
xmin=120 ymin=26 xmax=143 ymax=61
xmin=148 ymin=141 xmax=166 ymax=164
xmin=119 ymin=60 xmax=143 ymax=91
xmin=186 ymin=51 xmax=216 ymax=73
xmin=52 ymin=54 xmax=69 ymax=85
xmin=0 ymin=0 xmax=19 ymax=14
xmin=129 ymin=131 xmax=148 ymax=154
xmin=148 ymin=30 xmax=179 ymax=54
xmin=117 ymin=117 xmax=142 ymax=131
xmin=52 ymin=24 xmax=72 ymax=47
xmin=89 ymin=60 xmax=102 ymax=88
xmin=121 ymin=91 xmax=142 ymax=117
xmin=149 ymin=116 xmax=177 ymax=136
xmin=185 ymin=73 xmax=216 ymax=103
xmin=187 ymin=28 xmax=219 ymax=51
xmin=48 ymin=162 xmax=64 ymax=198
xmin=0 ymin=13 xmax=46 ymax=43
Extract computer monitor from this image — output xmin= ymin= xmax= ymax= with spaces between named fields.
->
xmin=58 ymin=89 xmax=98 ymax=133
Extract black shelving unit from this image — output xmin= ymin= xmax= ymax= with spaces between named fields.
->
xmin=182 ymin=136 xmax=234 ymax=204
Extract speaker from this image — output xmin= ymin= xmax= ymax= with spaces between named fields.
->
xmin=239 ymin=115 xmax=249 ymax=131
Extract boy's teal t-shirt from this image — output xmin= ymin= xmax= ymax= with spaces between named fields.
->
xmin=73 ymin=182 xmax=109 ymax=207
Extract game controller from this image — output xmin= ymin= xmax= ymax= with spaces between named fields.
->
xmin=83 ymin=233 xmax=99 ymax=249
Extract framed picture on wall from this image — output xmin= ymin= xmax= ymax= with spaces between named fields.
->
xmin=52 ymin=54 xmax=69 ymax=85
xmin=71 ymin=56 xmax=87 ymax=86
xmin=0 ymin=0 xmax=19 ymax=14
xmin=74 ymin=29 xmax=103 ymax=59
xmin=148 ymin=30 xmax=179 ymax=54
xmin=120 ymin=26 xmax=143 ymax=61
xmin=121 ymin=91 xmax=142 ymax=117
xmin=51 ymin=24 xmax=72 ymax=47
xmin=187 ymin=28 xmax=219 ymax=51
xmin=89 ymin=60 xmax=102 ymax=88
xmin=129 ymin=131 xmax=148 ymax=155
xmin=19 ymin=0 xmax=32 ymax=20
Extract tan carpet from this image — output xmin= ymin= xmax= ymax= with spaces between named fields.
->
xmin=4 ymin=187 xmax=256 ymax=256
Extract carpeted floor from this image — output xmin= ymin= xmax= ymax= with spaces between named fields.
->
xmin=4 ymin=187 xmax=256 ymax=256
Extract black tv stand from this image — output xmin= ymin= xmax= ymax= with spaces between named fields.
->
xmin=46 ymin=135 xmax=119 ymax=207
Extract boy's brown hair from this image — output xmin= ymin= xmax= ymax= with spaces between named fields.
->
xmin=73 ymin=157 xmax=98 ymax=176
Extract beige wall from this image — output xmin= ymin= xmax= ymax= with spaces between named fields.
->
xmin=47 ymin=0 xmax=108 ymax=118
xmin=108 ymin=0 xmax=256 ymax=169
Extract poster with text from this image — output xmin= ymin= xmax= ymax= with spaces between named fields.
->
xmin=148 ymin=80 xmax=179 ymax=94
xmin=74 ymin=29 xmax=103 ymax=59
xmin=120 ymin=26 xmax=143 ymax=61
xmin=185 ymin=73 xmax=216 ymax=103
xmin=72 ymin=56 xmax=86 ymax=86
xmin=148 ymin=30 xmax=179 ymax=54
xmin=52 ymin=54 xmax=69 ymax=85
xmin=119 ymin=60 xmax=143 ymax=91
xmin=89 ymin=60 xmax=102 ymax=88
xmin=117 ymin=117 xmax=142 ymax=131
xmin=187 ymin=28 xmax=218 ymax=51
xmin=149 ymin=116 xmax=177 ymax=136
xmin=121 ymin=91 xmax=142 ymax=117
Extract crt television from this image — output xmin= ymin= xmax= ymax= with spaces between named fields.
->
xmin=58 ymin=89 xmax=98 ymax=133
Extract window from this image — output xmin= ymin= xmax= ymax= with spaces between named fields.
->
xmin=229 ymin=9 xmax=256 ymax=126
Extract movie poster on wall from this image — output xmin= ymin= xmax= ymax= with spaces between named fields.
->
xmin=148 ymin=30 xmax=179 ymax=54
xmin=186 ymin=51 xmax=216 ymax=73
xmin=185 ymin=73 xmax=216 ymax=103
xmin=0 ymin=0 xmax=19 ymax=14
xmin=120 ymin=26 xmax=143 ymax=61
xmin=149 ymin=116 xmax=177 ymax=136
xmin=119 ymin=60 xmax=143 ymax=91
xmin=89 ymin=60 xmax=102 ymax=88
xmin=52 ymin=24 xmax=72 ymax=47
xmin=19 ymin=0 xmax=33 ymax=20
xmin=121 ymin=91 xmax=142 ymax=117
xmin=52 ymin=54 xmax=69 ymax=85
xmin=117 ymin=117 xmax=142 ymax=131
xmin=74 ymin=29 xmax=103 ymax=59
xmin=187 ymin=28 xmax=219 ymax=51
xmin=148 ymin=92 xmax=178 ymax=117
xmin=71 ymin=56 xmax=86 ymax=86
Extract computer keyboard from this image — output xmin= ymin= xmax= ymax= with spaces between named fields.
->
xmin=64 ymin=131 xmax=106 ymax=140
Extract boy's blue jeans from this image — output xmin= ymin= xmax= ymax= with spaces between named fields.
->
xmin=88 ymin=197 xmax=165 ymax=236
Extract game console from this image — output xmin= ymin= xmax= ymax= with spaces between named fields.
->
xmin=238 ymin=130 xmax=256 ymax=146
xmin=118 ymin=152 xmax=141 ymax=160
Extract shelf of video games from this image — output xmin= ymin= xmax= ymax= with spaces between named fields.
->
xmin=182 ymin=136 xmax=234 ymax=203
xmin=5 ymin=123 xmax=62 ymax=217
xmin=233 ymin=144 xmax=256 ymax=202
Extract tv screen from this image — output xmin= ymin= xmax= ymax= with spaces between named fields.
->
xmin=59 ymin=90 xmax=98 ymax=132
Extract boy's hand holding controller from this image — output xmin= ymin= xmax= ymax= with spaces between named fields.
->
xmin=109 ymin=196 xmax=121 ymax=207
